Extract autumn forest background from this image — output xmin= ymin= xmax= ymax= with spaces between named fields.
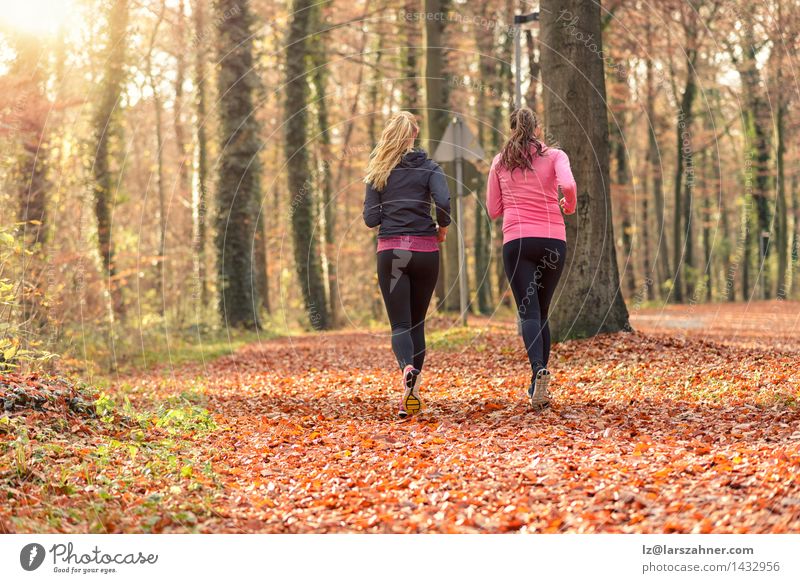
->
xmin=1 ymin=0 xmax=799 ymax=534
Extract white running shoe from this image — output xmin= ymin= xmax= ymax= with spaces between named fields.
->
xmin=529 ymin=368 xmax=552 ymax=410
xmin=398 ymin=365 xmax=422 ymax=418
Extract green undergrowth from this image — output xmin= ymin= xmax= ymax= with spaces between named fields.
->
xmin=60 ymin=324 xmax=275 ymax=376
xmin=1 ymin=375 xmax=224 ymax=533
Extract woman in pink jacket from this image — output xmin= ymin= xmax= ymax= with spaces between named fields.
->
xmin=486 ymin=107 xmax=577 ymax=410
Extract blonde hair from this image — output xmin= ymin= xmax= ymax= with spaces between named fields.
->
xmin=364 ymin=111 xmax=419 ymax=191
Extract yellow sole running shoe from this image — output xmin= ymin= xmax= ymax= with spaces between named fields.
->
xmin=398 ymin=365 xmax=422 ymax=418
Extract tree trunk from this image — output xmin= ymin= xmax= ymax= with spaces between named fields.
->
xmin=611 ymin=111 xmax=636 ymax=298
xmin=311 ymin=2 xmax=340 ymax=327
xmin=493 ymin=0 xmax=515 ymax=308
xmin=672 ymin=51 xmax=697 ymax=303
xmin=791 ymin=173 xmax=799 ymax=298
xmin=146 ymin=2 xmax=167 ymax=317
xmin=473 ymin=5 xmax=494 ymax=314
xmin=645 ymin=42 xmax=670 ymax=296
xmin=216 ymin=0 xmax=262 ymax=329
xmin=775 ymin=77 xmax=788 ymax=299
xmin=700 ymin=148 xmax=712 ymax=302
xmin=173 ymin=0 xmax=189 ymax=196
xmin=737 ymin=20 xmax=772 ymax=299
xmin=401 ymin=0 xmax=421 ymax=114
xmin=423 ymin=0 xmax=454 ymax=311
xmin=540 ymin=0 xmax=630 ymax=340
xmin=92 ymin=0 xmax=129 ymax=322
xmin=193 ymin=0 xmax=210 ymax=311
xmin=285 ymin=0 xmax=329 ymax=330
xmin=14 ymin=36 xmax=50 ymax=331
xmin=524 ymin=29 xmax=539 ymax=110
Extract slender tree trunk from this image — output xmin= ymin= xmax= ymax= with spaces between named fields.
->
xmin=473 ymin=4 xmax=494 ymax=314
xmin=791 ymin=173 xmax=799 ymax=298
xmin=639 ymin=128 xmax=654 ymax=302
xmin=720 ymin=186 xmax=735 ymax=302
xmin=540 ymin=0 xmax=630 ymax=340
xmin=285 ymin=0 xmax=329 ymax=330
xmin=401 ymin=0 xmax=421 ymax=114
xmin=173 ymin=0 xmax=189 ymax=196
xmin=672 ymin=52 xmax=697 ymax=303
xmin=611 ymin=114 xmax=636 ymax=298
xmin=682 ymin=109 xmax=696 ymax=302
xmin=216 ymin=0 xmax=262 ymax=329
xmin=92 ymin=0 xmax=129 ymax=322
xmin=700 ymin=148 xmax=712 ymax=301
xmin=192 ymin=0 xmax=210 ymax=311
xmin=493 ymin=0 xmax=515 ymax=308
xmin=737 ymin=20 xmax=772 ymax=299
xmin=645 ymin=46 xmax=670 ymax=296
xmin=146 ymin=2 xmax=167 ymax=316
xmin=775 ymin=82 xmax=788 ymax=299
xmin=14 ymin=36 xmax=50 ymax=331
xmin=423 ymin=0 xmax=454 ymax=311
xmin=311 ymin=3 xmax=340 ymax=326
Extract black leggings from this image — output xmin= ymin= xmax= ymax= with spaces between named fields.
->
xmin=502 ymin=237 xmax=566 ymax=375
xmin=377 ymin=249 xmax=439 ymax=371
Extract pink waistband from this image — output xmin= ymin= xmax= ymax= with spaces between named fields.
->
xmin=377 ymin=235 xmax=439 ymax=253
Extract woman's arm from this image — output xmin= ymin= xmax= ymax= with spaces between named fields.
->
xmin=556 ymin=149 xmax=577 ymax=215
xmin=486 ymin=160 xmax=503 ymax=220
xmin=363 ymin=183 xmax=382 ymax=227
xmin=429 ymin=164 xmax=452 ymax=227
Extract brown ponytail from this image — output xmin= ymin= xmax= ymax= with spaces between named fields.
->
xmin=499 ymin=107 xmax=546 ymax=173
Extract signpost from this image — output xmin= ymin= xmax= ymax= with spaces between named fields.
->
xmin=433 ymin=115 xmax=485 ymax=326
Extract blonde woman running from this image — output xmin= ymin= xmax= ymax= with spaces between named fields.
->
xmin=363 ymin=111 xmax=451 ymax=418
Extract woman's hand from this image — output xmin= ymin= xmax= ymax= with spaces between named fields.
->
xmin=437 ymin=225 xmax=448 ymax=243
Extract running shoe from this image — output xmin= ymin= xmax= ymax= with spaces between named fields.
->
xmin=528 ymin=368 xmax=552 ymax=410
xmin=398 ymin=364 xmax=422 ymax=418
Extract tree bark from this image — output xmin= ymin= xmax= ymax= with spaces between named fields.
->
xmin=285 ymin=0 xmax=329 ymax=330
xmin=216 ymin=0 xmax=262 ymax=329
xmin=14 ymin=35 xmax=50 ymax=330
xmin=645 ymin=36 xmax=670 ymax=297
xmin=775 ymin=51 xmax=788 ymax=299
xmin=311 ymin=2 xmax=340 ymax=327
xmin=540 ymin=0 xmax=630 ymax=340
xmin=672 ymin=49 xmax=697 ymax=304
xmin=611 ymin=107 xmax=636 ymax=298
xmin=145 ymin=2 xmax=167 ymax=317
xmin=473 ymin=2 xmax=494 ymax=314
xmin=173 ymin=0 xmax=189 ymax=197
xmin=92 ymin=0 xmax=129 ymax=322
xmin=401 ymin=0 xmax=421 ymax=114
xmin=736 ymin=19 xmax=772 ymax=299
xmin=422 ymin=0 xmax=455 ymax=311
xmin=193 ymin=0 xmax=210 ymax=311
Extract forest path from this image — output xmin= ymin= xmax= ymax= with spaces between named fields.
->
xmin=153 ymin=301 xmax=800 ymax=533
